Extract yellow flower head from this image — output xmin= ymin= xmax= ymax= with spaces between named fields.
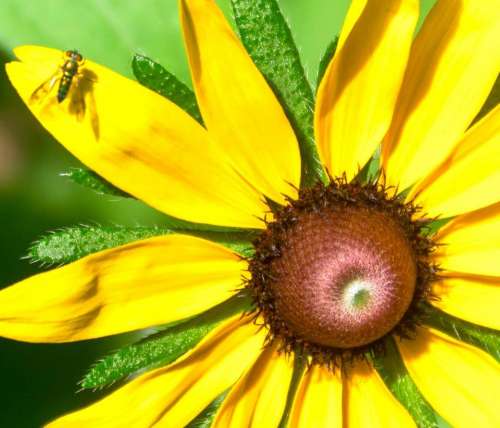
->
xmin=2 ymin=0 xmax=500 ymax=427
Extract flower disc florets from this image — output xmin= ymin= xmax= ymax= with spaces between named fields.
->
xmin=247 ymin=177 xmax=438 ymax=367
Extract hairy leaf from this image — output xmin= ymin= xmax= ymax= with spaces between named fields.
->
xmin=27 ymin=224 xmax=255 ymax=267
xmin=231 ymin=0 xmax=326 ymax=186
xmin=372 ymin=337 xmax=443 ymax=428
xmin=81 ymin=293 xmax=253 ymax=389
xmin=61 ymin=168 xmax=131 ymax=198
xmin=422 ymin=304 xmax=500 ymax=362
xmin=132 ymin=54 xmax=203 ymax=124
xmin=26 ymin=224 xmax=171 ymax=266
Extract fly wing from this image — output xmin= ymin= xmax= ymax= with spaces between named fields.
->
xmin=71 ymin=70 xmax=100 ymax=140
xmin=69 ymin=77 xmax=86 ymax=121
xmin=29 ymin=70 xmax=61 ymax=104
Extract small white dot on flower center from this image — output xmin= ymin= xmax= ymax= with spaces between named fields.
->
xmin=342 ymin=279 xmax=374 ymax=312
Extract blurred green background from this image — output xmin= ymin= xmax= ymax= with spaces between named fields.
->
xmin=0 ymin=0 xmax=434 ymax=426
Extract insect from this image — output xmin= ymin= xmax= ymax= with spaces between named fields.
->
xmin=30 ymin=50 xmax=86 ymax=104
xmin=30 ymin=49 xmax=100 ymax=139
xmin=57 ymin=49 xmax=85 ymax=102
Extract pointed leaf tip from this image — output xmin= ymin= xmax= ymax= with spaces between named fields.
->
xmin=132 ymin=54 xmax=203 ymax=124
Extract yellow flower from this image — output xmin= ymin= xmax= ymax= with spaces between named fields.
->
xmin=2 ymin=0 xmax=500 ymax=427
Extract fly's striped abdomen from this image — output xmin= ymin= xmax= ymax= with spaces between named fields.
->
xmin=57 ymin=73 xmax=74 ymax=103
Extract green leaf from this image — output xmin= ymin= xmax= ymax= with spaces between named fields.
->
xmin=231 ymin=0 xmax=327 ymax=187
xmin=471 ymin=74 xmax=499 ymax=126
xmin=372 ymin=337 xmax=443 ymax=428
xmin=26 ymin=224 xmax=172 ymax=266
xmin=27 ymin=224 xmax=255 ymax=267
xmin=316 ymin=36 xmax=338 ymax=90
xmin=132 ymin=54 xmax=203 ymax=124
xmin=61 ymin=168 xmax=131 ymax=198
xmin=81 ymin=293 xmax=253 ymax=389
xmin=422 ymin=304 xmax=500 ymax=363
xmin=186 ymin=390 xmax=228 ymax=428
xmin=278 ymin=350 xmax=306 ymax=428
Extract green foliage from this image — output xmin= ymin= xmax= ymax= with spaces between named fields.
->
xmin=61 ymin=168 xmax=130 ymax=198
xmin=81 ymin=293 xmax=253 ymax=389
xmin=278 ymin=350 xmax=306 ymax=428
xmin=132 ymin=54 xmax=203 ymax=124
xmin=422 ymin=304 xmax=500 ymax=363
xmin=27 ymin=224 xmax=255 ymax=266
xmin=372 ymin=337 xmax=443 ymax=428
xmin=231 ymin=0 xmax=327 ymax=187
xmin=316 ymin=36 xmax=338 ymax=90
xmin=27 ymin=224 xmax=171 ymax=266
xmin=186 ymin=391 xmax=228 ymax=428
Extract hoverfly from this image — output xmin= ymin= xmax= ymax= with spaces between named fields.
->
xmin=30 ymin=49 xmax=99 ymax=139
xmin=30 ymin=50 xmax=86 ymax=104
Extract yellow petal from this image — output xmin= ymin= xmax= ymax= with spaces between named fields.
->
xmin=0 ymin=234 xmax=246 ymax=343
xmin=411 ymin=105 xmax=500 ymax=218
xmin=288 ymin=365 xmax=342 ymax=428
xmin=47 ymin=315 xmax=265 ymax=428
xmin=6 ymin=45 xmax=268 ymax=229
xmin=398 ymin=327 xmax=500 ymax=428
xmin=383 ymin=0 xmax=500 ymax=190
xmin=315 ymin=0 xmax=418 ymax=180
xmin=180 ymin=0 xmax=301 ymax=205
xmin=214 ymin=342 xmax=293 ymax=428
xmin=344 ymin=360 xmax=415 ymax=427
xmin=435 ymin=203 xmax=500 ymax=277
xmin=432 ymin=274 xmax=500 ymax=330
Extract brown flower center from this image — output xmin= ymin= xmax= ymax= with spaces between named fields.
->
xmin=270 ymin=206 xmax=416 ymax=348
xmin=247 ymin=179 xmax=435 ymax=364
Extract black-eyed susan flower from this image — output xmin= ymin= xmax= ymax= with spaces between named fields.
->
xmin=2 ymin=0 xmax=500 ymax=426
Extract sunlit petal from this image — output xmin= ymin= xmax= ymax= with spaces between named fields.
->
xmin=435 ymin=203 xmax=500 ymax=277
xmin=0 ymin=234 xmax=246 ymax=342
xmin=289 ymin=365 xmax=342 ymax=428
xmin=7 ymin=45 xmax=268 ymax=228
xmin=315 ymin=0 xmax=418 ymax=180
xmin=399 ymin=328 xmax=500 ymax=428
xmin=344 ymin=360 xmax=415 ymax=427
xmin=47 ymin=315 xmax=265 ymax=427
xmin=383 ymin=1 xmax=500 ymax=190
xmin=411 ymin=105 xmax=500 ymax=218
xmin=432 ymin=274 xmax=500 ymax=330
xmin=214 ymin=342 xmax=293 ymax=428
xmin=180 ymin=0 xmax=301 ymax=205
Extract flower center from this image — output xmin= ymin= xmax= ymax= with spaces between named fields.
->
xmin=269 ymin=206 xmax=416 ymax=348
xmin=248 ymin=179 xmax=435 ymax=363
